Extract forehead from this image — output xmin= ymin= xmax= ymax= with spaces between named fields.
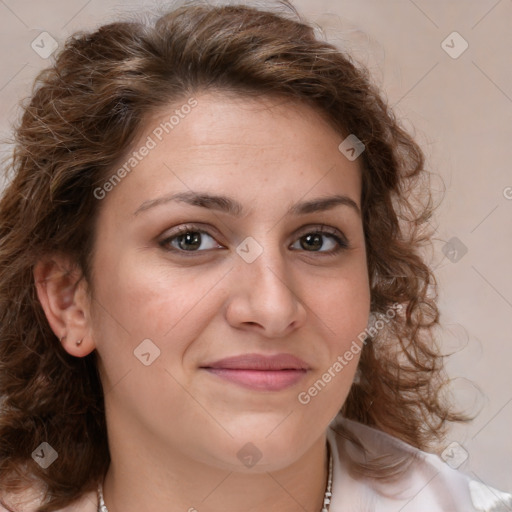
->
xmin=99 ymin=91 xmax=362 ymax=216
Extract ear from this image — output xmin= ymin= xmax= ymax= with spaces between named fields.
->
xmin=33 ymin=254 xmax=95 ymax=357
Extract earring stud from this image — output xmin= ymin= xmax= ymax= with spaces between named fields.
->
xmin=59 ymin=335 xmax=83 ymax=346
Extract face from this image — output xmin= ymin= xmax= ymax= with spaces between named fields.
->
xmin=86 ymin=91 xmax=370 ymax=472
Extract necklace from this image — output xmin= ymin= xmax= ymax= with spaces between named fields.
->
xmin=97 ymin=441 xmax=333 ymax=512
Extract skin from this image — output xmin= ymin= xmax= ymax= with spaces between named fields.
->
xmin=35 ymin=91 xmax=371 ymax=512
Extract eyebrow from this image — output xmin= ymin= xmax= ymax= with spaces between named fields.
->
xmin=133 ymin=191 xmax=361 ymax=217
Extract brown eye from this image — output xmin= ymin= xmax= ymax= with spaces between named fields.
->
xmin=173 ymin=231 xmax=204 ymax=251
xmin=159 ymin=224 xmax=349 ymax=257
xmin=159 ymin=226 xmax=223 ymax=253
xmin=291 ymin=227 xmax=349 ymax=255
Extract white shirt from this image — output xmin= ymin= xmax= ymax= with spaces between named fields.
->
xmin=326 ymin=415 xmax=512 ymax=511
xmin=2 ymin=416 xmax=511 ymax=511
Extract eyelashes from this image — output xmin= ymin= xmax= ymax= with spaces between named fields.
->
xmin=158 ymin=223 xmax=350 ymax=258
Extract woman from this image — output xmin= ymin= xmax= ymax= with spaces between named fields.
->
xmin=0 ymin=1 xmax=509 ymax=511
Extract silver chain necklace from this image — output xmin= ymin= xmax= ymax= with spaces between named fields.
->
xmin=97 ymin=442 xmax=333 ymax=512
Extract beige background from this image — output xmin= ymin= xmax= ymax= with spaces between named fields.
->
xmin=0 ymin=0 xmax=510 ymax=494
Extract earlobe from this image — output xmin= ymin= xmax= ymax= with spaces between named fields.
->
xmin=33 ymin=255 xmax=94 ymax=357
xmin=60 ymin=334 xmax=84 ymax=348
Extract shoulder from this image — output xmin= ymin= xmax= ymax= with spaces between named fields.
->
xmin=326 ymin=416 xmax=512 ymax=512
xmin=0 ymin=487 xmax=97 ymax=512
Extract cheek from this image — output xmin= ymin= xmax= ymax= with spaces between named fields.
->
xmin=90 ymin=249 xmax=223 ymax=366
xmin=307 ymin=271 xmax=370 ymax=393
xmin=309 ymin=268 xmax=370 ymax=342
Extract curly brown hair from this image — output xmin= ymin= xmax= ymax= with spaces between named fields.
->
xmin=0 ymin=1 xmax=469 ymax=510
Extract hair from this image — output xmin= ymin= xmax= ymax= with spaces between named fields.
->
xmin=0 ymin=0 xmax=470 ymax=510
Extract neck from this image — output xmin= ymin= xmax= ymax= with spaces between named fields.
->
xmin=101 ymin=429 xmax=330 ymax=512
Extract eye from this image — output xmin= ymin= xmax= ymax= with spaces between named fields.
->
xmin=159 ymin=225 xmax=223 ymax=253
xmin=158 ymin=223 xmax=349 ymax=256
xmin=290 ymin=226 xmax=349 ymax=255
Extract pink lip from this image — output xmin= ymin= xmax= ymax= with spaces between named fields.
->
xmin=202 ymin=353 xmax=310 ymax=370
xmin=200 ymin=353 xmax=310 ymax=391
xmin=204 ymin=368 xmax=307 ymax=391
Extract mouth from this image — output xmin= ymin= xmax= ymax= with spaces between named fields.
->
xmin=200 ymin=353 xmax=310 ymax=391
xmin=201 ymin=368 xmax=308 ymax=391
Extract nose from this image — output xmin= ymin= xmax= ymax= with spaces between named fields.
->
xmin=224 ymin=242 xmax=307 ymax=338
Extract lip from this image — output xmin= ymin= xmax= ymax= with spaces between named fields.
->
xmin=201 ymin=353 xmax=310 ymax=371
xmin=200 ymin=353 xmax=310 ymax=392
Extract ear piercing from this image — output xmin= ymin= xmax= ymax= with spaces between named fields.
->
xmin=60 ymin=335 xmax=83 ymax=346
